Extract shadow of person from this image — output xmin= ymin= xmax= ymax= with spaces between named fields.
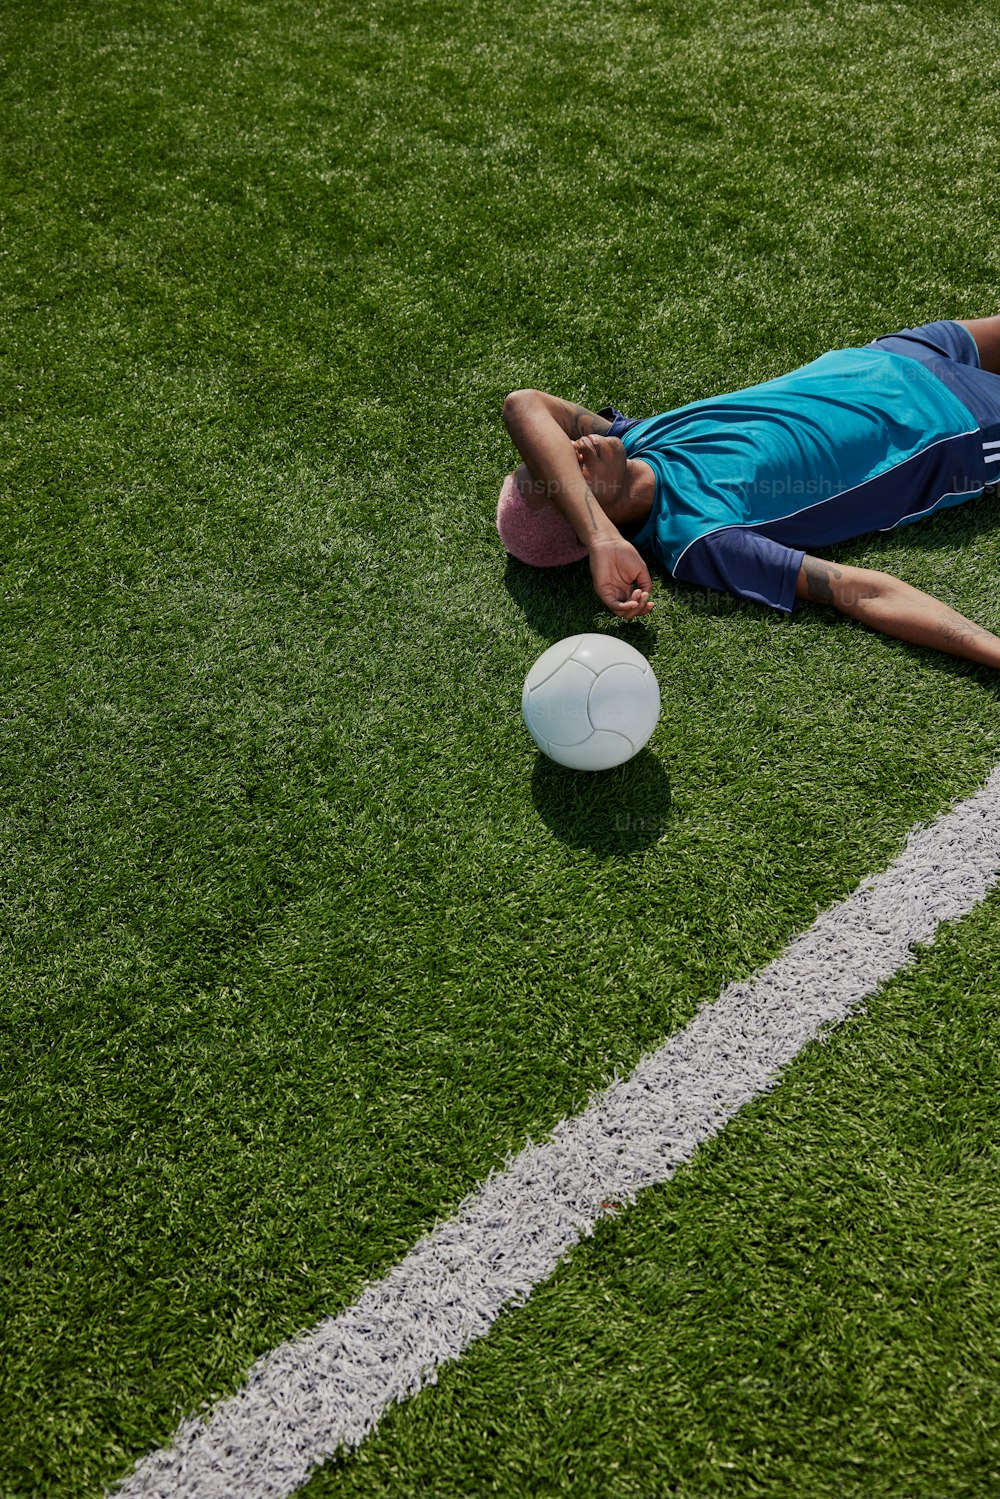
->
xmin=849 ymin=485 xmax=1000 ymax=561
xmin=503 ymin=553 xmax=595 ymax=641
xmin=503 ymin=553 xmax=661 ymax=646
xmin=531 ymin=748 xmax=672 ymax=856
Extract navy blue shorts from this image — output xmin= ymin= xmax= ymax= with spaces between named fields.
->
xmin=868 ymin=319 xmax=1000 ymax=451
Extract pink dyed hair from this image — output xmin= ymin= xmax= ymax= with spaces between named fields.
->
xmin=495 ymin=471 xmax=587 ymax=568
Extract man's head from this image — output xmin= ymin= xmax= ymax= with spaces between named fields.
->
xmin=570 ymin=431 xmax=629 ymax=512
xmin=497 ymin=433 xmax=647 ymax=568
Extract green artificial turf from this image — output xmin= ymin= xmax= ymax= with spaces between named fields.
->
xmin=308 ymin=894 xmax=1000 ymax=1499
xmin=1 ymin=0 xmax=1000 ymax=1493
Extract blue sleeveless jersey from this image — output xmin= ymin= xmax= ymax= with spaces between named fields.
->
xmin=614 ymin=347 xmax=990 ymax=613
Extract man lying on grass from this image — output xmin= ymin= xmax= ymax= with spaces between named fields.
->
xmin=499 ymin=317 xmax=1000 ymax=667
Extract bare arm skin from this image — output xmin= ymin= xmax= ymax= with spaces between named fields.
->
xmin=509 ymin=392 xmax=614 ymax=439
xmin=502 ymin=389 xmax=653 ymax=619
xmin=507 ymin=396 xmax=614 ymax=501
xmin=959 ymin=314 xmax=1000 ymax=375
xmin=796 ymin=556 xmax=1000 ymax=668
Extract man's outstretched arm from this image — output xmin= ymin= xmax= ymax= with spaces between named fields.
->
xmin=796 ymin=556 xmax=1000 ymax=668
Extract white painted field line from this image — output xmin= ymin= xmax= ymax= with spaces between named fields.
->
xmin=113 ymin=766 xmax=1000 ymax=1499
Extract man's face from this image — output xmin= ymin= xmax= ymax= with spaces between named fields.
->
xmin=571 ymin=432 xmax=628 ymax=513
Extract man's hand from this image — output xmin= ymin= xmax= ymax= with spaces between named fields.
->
xmin=589 ymin=534 xmax=655 ymax=618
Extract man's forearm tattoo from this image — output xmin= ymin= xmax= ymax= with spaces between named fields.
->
xmin=801 ymin=557 xmax=842 ymax=606
xmin=581 ymin=487 xmax=602 ymax=534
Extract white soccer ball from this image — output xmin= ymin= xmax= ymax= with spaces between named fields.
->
xmin=521 ymin=633 xmax=661 ymax=771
